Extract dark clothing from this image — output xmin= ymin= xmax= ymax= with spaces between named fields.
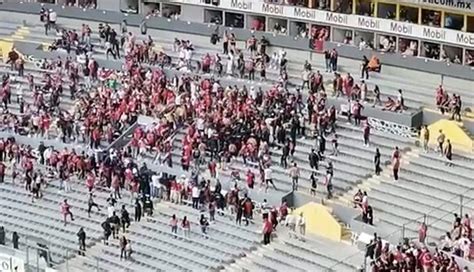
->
xmin=0 ymin=228 xmax=5 ymax=245
xmin=134 ymin=202 xmax=142 ymax=222
xmin=374 ymin=153 xmax=381 ymax=175
xmin=263 ymin=233 xmax=271 ymax=245
xmin=77 ymin=229 xmax=86 ymax=255
xmin=121 ymin=209 xmax=131 ymax=233
xmin=12 ymin=233 xmax=19 ymax=249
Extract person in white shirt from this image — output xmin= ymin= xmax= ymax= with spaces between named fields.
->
xmin=49 ymin=10 xmax=57 ymax=24
xmin=297 ymin=213 xmax=306 ymax=236
xmin=284 ymin=214 xmax=297 ymax=237
xmin=151 ymin=174 xmax=161 ymax=200
xmin=184 ymin=48 xmax=193 ymax=68
xmin=107 ymin=204 xmax=115 ymax=218
xmin=226 ymin=52 xmax=234 ymax=75
xmin=191 ymin=185 xmax=200 ymax=209
xmin=264 ymin=167 xmax=277 ymax=192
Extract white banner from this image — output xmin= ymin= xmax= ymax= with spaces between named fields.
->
xmin=176 ymin=0 xmax=474 ymax=48
xmin=0 ymin=253 xmax=25 ymax=272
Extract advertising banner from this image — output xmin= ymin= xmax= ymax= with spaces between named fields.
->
xmin=0 ymin=253 xmax=25 ymax=272
xmin=175 ymin=0 xmax=474 ymax=48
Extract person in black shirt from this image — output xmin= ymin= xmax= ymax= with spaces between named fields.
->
xmin=134 ymin=199 xmax=142 ymax=222
xmin=0 ymin=227 xmax=5 ymax=245
xmin=109 ymin=212 xmax=121 ymax=239
xmin=310 ymin=172 xmax=317 ymax=196
xmin=37 ymin=142 xmax=46 ymax=165
xmin=374 ymin=148 xmax=381 ymax=175
xmin=324 ymin=50 xmax=331 ymax=72
xmin=87 ymin=194 xmax=101 ymax=218
xmin=121 ymin=205 xmax=131 ymax=233
xmin=77 ymin=227 xmax=86 ymax=256
xmin=361 ymin=55 xmax=369 ymax=80
xmin=280 ymin=143 xmax=289 ymax=169
xmin=259 ymin=36 xmax=269 ymax=55
xmin=12 ymin=232 xmax=19 ymax=249
xmin=101 ymin=220 xmax=111 ymax=245
xmin=308 ymin=149 xmax=319 ymax=170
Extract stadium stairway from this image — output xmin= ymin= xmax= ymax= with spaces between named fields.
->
xmin=334 ymin=123 xmax=474 ymax=244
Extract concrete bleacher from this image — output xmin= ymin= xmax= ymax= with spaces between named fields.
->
xmin=16 ymin=18 xmax=474 ymax=114
xmin=0 ymin=12 xmax=473 ymax=272
xmin=337 ymin=123 xmax=474 ymax=243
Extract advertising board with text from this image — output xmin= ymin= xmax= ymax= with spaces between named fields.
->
xmin=175 ymin=0 xmax=474 ymax=48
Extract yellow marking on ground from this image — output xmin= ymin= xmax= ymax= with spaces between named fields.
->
xmin=428 ymin=119 xmax=473 ymax=153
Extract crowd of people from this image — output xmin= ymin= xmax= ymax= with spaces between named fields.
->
xmin=367 ymin=232 xmax=471 ymax=272
xmin=0 ymin=10 xmax=471 ymax=271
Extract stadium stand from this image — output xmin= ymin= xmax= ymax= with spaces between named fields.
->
xmin=0 ymin=4 xmax=472 ymax=272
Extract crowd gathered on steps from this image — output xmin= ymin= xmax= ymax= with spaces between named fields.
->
xmin=0 ymin=12 xmax=471 ymax=270
xmin=0 ymin=136 xmax=307 ymax=257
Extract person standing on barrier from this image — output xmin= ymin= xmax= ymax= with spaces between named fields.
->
xmin=77 ymin=227 xmax=86 ymax=256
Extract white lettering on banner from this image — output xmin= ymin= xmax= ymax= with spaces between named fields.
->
xmin=176 ymin=0 xmax=474 ymax=47
xmin=357 ymin=17 xmax=380 ymax=30
xmin=230 ymin=0 xmax=253 ymax=11
xmin=325 ymin=13 xmax=349 ymax=25
xmin=423 ymin=27 xmax=447 ymax=41
xmin=261 ymin=3 xmax=284 ymax=16
xmin=390 ymin=22 xmax=413 ymax=35
xmin=456 ymin=33 xmax=474 ymax=46
xmin=0 ymin=253 xmax=25 ymax=272
xmin=293 ymin=7 xmax=317 ymax=20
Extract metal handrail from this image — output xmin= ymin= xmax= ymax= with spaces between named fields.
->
xmin=327 ymin=187 xmax=474 ymax=271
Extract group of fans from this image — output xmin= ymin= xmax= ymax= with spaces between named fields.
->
xmin=0 ymin=10 xmax=471 ymax=271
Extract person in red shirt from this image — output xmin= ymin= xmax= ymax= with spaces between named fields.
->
xmin=208 ymin=160 xmax=217 ymax=178
xmin=86 ymin=172 xmax=95 ymax=192
xmin=391 ymin=146 xmax=401 ymax=181
xmin=91 ymin=127 xmax=101 ymax=149
xmin=420 ymin=247 xmax=433 ymax=271
xmin=246 ymin=170 xmax=255 ymax=189
xmin=262 ymin=217 xmax=272 ymax=245
xmin=61 ymin=199 xmax=74 ymax=226
xmin=419 ymin=222 xmax=428 ymax=243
